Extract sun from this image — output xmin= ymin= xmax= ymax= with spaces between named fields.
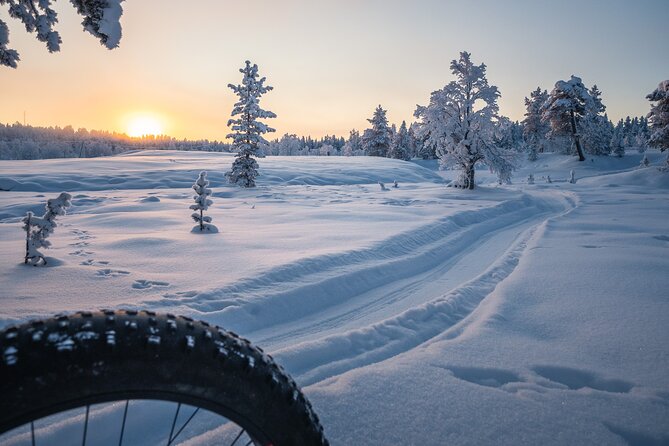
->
xmin=126 ymin=115 xmax=164 ymax=137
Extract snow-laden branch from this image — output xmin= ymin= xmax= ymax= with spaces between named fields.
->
xmin=1 ymin=0 xmax=124 ymax=68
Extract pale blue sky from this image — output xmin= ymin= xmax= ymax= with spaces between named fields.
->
xmin=1 ymin=0 xmax=667 ymax=139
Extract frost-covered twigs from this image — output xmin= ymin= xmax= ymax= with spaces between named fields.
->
xmin=190 ymin=171 xmax=216 ymax=232
xmin=22 ymin=192 xmax=72 ymax=266
xmin=1 ymin=0 xmax=124 ymax=68
xmin=225 ymin=60 xmax=276 ymax=188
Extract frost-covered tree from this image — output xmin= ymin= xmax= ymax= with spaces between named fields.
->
xmin=362 ymin=105 xmax=391 ymax=157
xmin=319 ymin=143 xmax=335 ymax=156
xmin=342 ymin=129 xmax=362 ymax=156
xmin=522 ymin=87 xmax=550 ymax=154
xmin=411 ymin=121 xmax=433 ymax=160
xmin=271 ymin=134 xmax=304 ymax=156
xmin=22 ymin=192 xmax=72 ymax=265
xmin=414 ymin=51 xmax=514 ymax=189
xmin=225 ymin=60 xmax=276 ymax=188
xmin=388 ymin=121 xmax=412 ymax=160
xmin=407 ymin=123 xmax=423 ymax=159
xmin=580 ymin=86 xmax=612 ymax=155
xmin=494 ymin=117 xmax=524 ymax=152
xmin=1 ymin=0 xmax=124 ymax=68
xmin=541 ymin=75 xmax=598 ymax=161
xmin=646 ymin=80 xmax=669 ymax=152
xmin=610 ymin=120 xmax=625 ymax=157
xmin=190 ymin=171 xmax=214 ymax=232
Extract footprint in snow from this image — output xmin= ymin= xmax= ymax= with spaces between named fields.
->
xmin=80 ymin=259 xmax=110 ymax=266
xmin=446 ymin=366 xmax=522 ymax=389
xmin=69 ymin=249 xmax=94 ymax=257
xmin=133 ymin=279 xmax=170 ymax=290
xmin=441 ymin=364 xmax=634 ymax=395
xmin=96 ymin=269 xmax=130 ymax=278
xmin=532 ymin=365 xmax=633 ymax=394
xmin=71 ymin=229 xmax=93 ymax=240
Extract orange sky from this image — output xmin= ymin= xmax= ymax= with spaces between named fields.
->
xmin=1 ymin=0 xmax=667 ymax=140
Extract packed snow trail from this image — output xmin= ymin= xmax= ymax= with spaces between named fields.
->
xmin=149 ymin=190 xmax=575 ymax=385
xmin=252 ymin=211 xmax=552 ymax=349
xmin=154 ymin=192 xmax=570 ymax=327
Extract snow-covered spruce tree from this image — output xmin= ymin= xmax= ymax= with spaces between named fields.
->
xmin=22 ymin=192 xmax=72 ymax=266
xmin=646 ymin=80 xmax=669 ymax=153
xmin=190 ymin=171 xmax=216 ymax=232
xmin=225 ymin=60 xmax=276 ymax=188
xmin=541 ymin=75 xmax=598 ymax=161
xmin=362 ymin=105 xmax=391 ymax=157
xmin=522 ymin=87 xmax=550 ymax=156
xmin=580 ymin=86 xmax=612 ymax=155
xmin=388 ymin=121 xmax=412 ymax=160
xmin=0 ymin=0 xmax=124 ymax=68
xmin=414 ymin=51 xmax=515 ymax=189
xmin=610 ymin=120 xmax=625 ymax=157
xmin=407 ymin=123 xmax=423 ymax=159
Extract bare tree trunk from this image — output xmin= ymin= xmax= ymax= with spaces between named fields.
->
xmin=570 ymin=110 xmax=586 ymax=161
xmin=467 ymin=164 xmax=476 ymax=190
xmin=200 ymin=209 xmax=204 ymax=231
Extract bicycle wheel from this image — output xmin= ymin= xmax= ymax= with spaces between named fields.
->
xmin=0 ymin=310 xmax=328 ymax=445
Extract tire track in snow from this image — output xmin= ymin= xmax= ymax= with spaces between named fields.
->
xmin=269 ymin=192 xmax=578 ymax=386
xmin=255 ymin=212 xmax=551 ymax=348
xmin=154 ymin=193 xmax=562 ymax=332
xmin=273 ymin=224 xmax=540 ymax=386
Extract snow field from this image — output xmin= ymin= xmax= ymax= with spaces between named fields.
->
xmin=0 ymin=150 xmax=668 ymax=445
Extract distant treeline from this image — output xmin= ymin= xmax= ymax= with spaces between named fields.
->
xmin=0 ymin=123 xmax=231 ymax=160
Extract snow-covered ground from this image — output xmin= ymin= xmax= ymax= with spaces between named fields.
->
xmin=1 ymin=150 xmax=668 ymax=445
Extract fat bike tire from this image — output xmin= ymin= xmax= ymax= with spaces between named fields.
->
xmin=0 ymin=310 xmax=328 ymax=445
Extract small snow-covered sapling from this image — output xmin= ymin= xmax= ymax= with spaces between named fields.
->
xmin=569 ymin=170 xmax=576 ymax=184
xmin=22 ymin=192 xmax=72 ymax=266
xmin=640 ymin=155 xmax=650 ymax=168
xmin=546 ymin=175 xmax=552 ymax=183
xmin=393 ymin=180 xmax=399 ymax=188
xmin=527 ymin=173 xmax=534 ymax=185
xmin=190 ymin=171 xmax=214 ymax=231
xmin=379 ymin=181 xmax=388 ymax=191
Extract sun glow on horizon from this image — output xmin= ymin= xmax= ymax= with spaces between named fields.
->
xmin=125 ymin=114 xmax=165 ymax=137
